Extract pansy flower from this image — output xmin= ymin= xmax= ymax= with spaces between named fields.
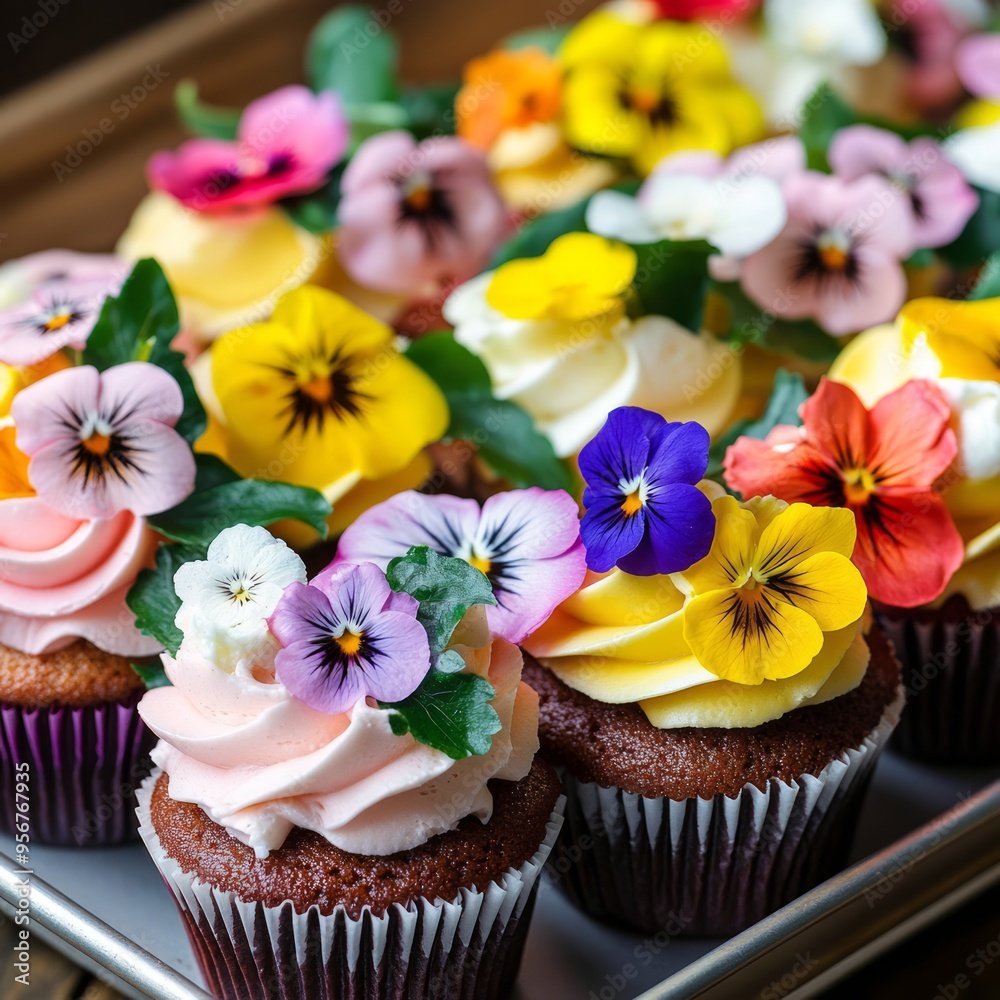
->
xmin=559 ymin=11 xmax=763 ymax=175
xmin=956 ymin=33 xmax=1000 ymax=100
xmin=740 ymin=172 xmax=914 ymax=335
xmin=674 ymin=495 xmax=867 ymax=685
xmin=828 ymin=125 xmax=978 ymax=250
xmin=11 ymin=362 xmax=196 ymax=520
xmin=336 ymin=131 xmax=510 ymax=297
xmin=578 ymin=407 xmax=715 ymax=576
xmin=723 ymin=378 xmax=964 ymax=608
xmin=334 ymin=488 xmax=587 ymax=643
xmin=268 ymin=562 xmax=430 ymax=714
xmin=148 ymin=86 xmax=348 ymax=213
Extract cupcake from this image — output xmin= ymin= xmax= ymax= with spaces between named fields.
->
xmin=136 ymin=525 xmax=563 ymax=1000
xmin=727 ymin=299 xmax=1000 ymax=762
xmin=524 ymin=406 xmax=903 ymax=936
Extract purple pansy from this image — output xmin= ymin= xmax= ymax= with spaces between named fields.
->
xmin=578 ymin=407 xmax=714 ymax=576
xmin=334 ymin=488 xmax=587 ymax=644
xmin=268 ymin=562 xmax=431 ymax=715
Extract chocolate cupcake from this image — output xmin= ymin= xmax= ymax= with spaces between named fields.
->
xmin=526 ymin=467 xmax=903 ymax=934
xmin=136 ymin=526 xmax=563 ymax=1000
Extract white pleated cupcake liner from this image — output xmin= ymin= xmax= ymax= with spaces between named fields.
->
xmin=136 ymin=772 xmax=564 ymax=1000
xmin=549 ymin=683 xmax=904 ymax=937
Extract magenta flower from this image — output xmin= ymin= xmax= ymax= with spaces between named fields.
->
xmin=740 ymin=172 xmax=915 ymax=336
xmin=335 ymin=488 xmax=586 ymax=643
xmin=956 ymin=34 xmax=1000 ymax=99
xmin=829 ymin=125 xmax=978 ymax=249
xmin=148 ymin=86 xmax=348 ymax=213
xmin=268 ymin=562 xmax=431 ymax=715
xmin=336 ymin=131 xmax=511 ymax=296
xmin=11 ymin=362 xmax=196 ymax=520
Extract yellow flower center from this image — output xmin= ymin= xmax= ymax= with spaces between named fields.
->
xmin=405 ymin=183 xmax=433 ymax=213
xmin=621 ymin=490 xmax=644 ymax=517
xmin=81 ymin=432 xmax=112 ymax=456
xmin=336 ymin=630 xmax=363 ymax=657
xmin=44 ymin=312 xmax=73 ymax=332
xmin=300 ymin=374 xmax=333 ymax=404
xmin=842 ymin=466 xmax=877 ymax=505
xmin=231 ymin=585 xmax=252 ymax=605
xmin=468 ymin=554 xmax=492 ymax=574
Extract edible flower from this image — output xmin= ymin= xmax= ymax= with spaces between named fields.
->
xmin=334 ymin=488 xmax=587 ymax=643
xmin=148 ymin=86 xmax=348 ymax=212
xmin=559 ymin=10 xmax=762 ymax=175
xmin=956 ymin=33 xmax=1000 ymax=100
xmin=651 ymin=0 xmax=759 ymax=19
xmin=674 ymin=495 xmax=867 ymax=684
xmin=485 ymin=232 xmax=635 ymax=322
xmin=268 ymin=562 xmax=430 ymax=714
xmin=11 ymin=362 xmax=196 ymax=520
xmin=723 ymin=378 xmax=964 ymax=608
xmin=740 ymin=172 xmax=914 ymax=335
xmin=336 ymin=131 xmax=510 ymax=297
xmin=578 ymin=407 xmax=714 ymax=576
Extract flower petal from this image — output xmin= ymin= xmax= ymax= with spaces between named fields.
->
xmin=675 ymin=494 xmax=757 ymax=595
xmin=12 ymin=365 xmax=100 ymax=454
xmin=772 ymin=550 xmax=867 ymax=631
xmin=619 ymin=482 xmax=713 ymax=575
xmin=579 ymin=494 xmax=645 ymax=573
xmin=756 ymin=502 xmax=858 ymax=573
xmin=647 ymin=420 xmax=711 ymax=487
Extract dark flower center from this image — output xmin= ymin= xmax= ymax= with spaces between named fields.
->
xmin=618 ymin=85 xmax=678 ymax=128
xmin=793 ymin=228 xmax=862 ymax=287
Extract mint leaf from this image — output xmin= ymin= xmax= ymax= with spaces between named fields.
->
xmin=148 ymin=479 xmax=331 ymax=546
xmin=706 ymin=369 xmax=807 ymax=484
xmin=406 ymin=333 xmax=575 ymax=491
xmin=83 ymin=258 xmax=206 ymax=443
xmin=628 ymin=239 xmax=713 ymax=331
xmin=382 ymin=668 xmax=500 ymax=759
xmin=386 ymin=546 xmax=496 ymax=655
xmin=126 ymin=543 xmax=205 ymax=655
xmin=131 ymin=660 xmax=170 ymax=689
xmin=192 ymin=453 xmax=241 ymax=492
xmin=175 ymin=80 xmax=240 ymax=139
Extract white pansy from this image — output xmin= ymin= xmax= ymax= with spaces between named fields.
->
xmin=586 ymin=173 xmax=786 ymax=258
xmin=173 ymin=524 xmax=307 ymax=670
xmin=946 ymin=123 xmax=1000 ymax=194
xmin=444 ymin=277 xmax=741 ymax=457
xmin=938 ymin=379 xmax=1000 ymax=483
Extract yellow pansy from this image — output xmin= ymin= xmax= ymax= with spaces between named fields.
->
xmin=209 ymin=286 xmax=448 ymax=534
xmin=559 ymin=10 xmax=763 ymax=175
xmin=486 ymin=233 xmax=636 ymax=322
xmin=674 ymin=496 xmax=867 ymax=686
xmin=955 ymin=99 xmax=1000 ymax=129
xmin=117 ymin=192 xmax=325 ymax=343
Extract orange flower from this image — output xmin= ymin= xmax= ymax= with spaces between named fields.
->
xmin=456 ymin=47 xmax=561 ymax=151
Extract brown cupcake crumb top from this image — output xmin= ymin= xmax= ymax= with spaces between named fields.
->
xmin=150 ymin=757 xmax=561 ymax=919
xmin=523 ymin=627 xmax=901 ymax=800
xmin=0 ymin=639 xmax=146 ymax=709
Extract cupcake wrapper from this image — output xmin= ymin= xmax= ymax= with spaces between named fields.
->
xmin=546 ymin=684 xmax=904 ymax=937
xmin=136 ymin=773 xmax=564 ymax=1000
xmin=874 ymin=605 xmax=1000 ymax=764
xmin=0 ymin=694 xmax=154 ymax=847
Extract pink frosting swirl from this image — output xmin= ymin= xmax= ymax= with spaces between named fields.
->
xmin=0 ymin=497 xmax=161 ymax=656
xmin=138 ymin=608 xmax=540 ymax=856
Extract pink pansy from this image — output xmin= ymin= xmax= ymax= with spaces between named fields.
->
xmin=148 ymin=86 xmax=348 ymax=213
xmin=740 ymin=172 xmax=915 ymax=336
xmin=891 ymin=0 xmax=970 ymax=111
xmin=829 ymin=125 xmax=978 ymax=249
xmin=0 ymin=249 xmax=126 ymax=306
xmin=335 ymin=488 xmax=587 ymax=644
xmin=11 ymin=363 xmax=196 ymax=520
xmin=956 ymin=33 xmax=1000 ymax=99
xmin=336 ymin=131 xmax=511 ymax=297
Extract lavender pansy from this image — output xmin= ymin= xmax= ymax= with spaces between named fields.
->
xmin=268 ymin=562 xmax=431 ymax=715
xmin=578 ymin=407 xmax=715 ymax=576
xmin=11 ymin=362 xmax=196 ymax=520
xmin=334 ymin=488 xmax=587 ymax=643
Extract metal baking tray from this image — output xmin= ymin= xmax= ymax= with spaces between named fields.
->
xmin=1 ymin=750 xmax=997 ymax=1000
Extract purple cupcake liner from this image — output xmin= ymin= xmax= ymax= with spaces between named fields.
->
xmin=0 ymin=694 xmax=155 ymax=846
xmin=136 ymin=772 xmax=564 ymax=1000
xmin=874 ymin=602 xmax=1000 ymax=764
xmin=544 ymin=685 xmax=903 ymax=938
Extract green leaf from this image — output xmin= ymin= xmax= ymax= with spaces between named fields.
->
xmin=148 ymin=479 xmax=331 ymax=546
xmin=381 ymin=668 xmax=500 ymax=759
xmin=969 ymin=251 xmax=1000 ymax=300
xmin=503 ymin=26 xmax=569 ymax=55
xmin=307 ymin=5 xmax=401 ymax=105
xmin=939 ymin=187 xmax=1000 ymax=270
xmin=126 ymin=543 xmax=206 ymax=655
xmin=706 ymin=369 xmax=808 ymax=483
xmin=83 ymin=259 xmax=206 ymax=443
xmin=131 ymin=660 xmax=171 ymax=689
xmin=401 ymin=81 xmax=460 ymax=139
xmin=175 ymin=80 xmax=240 ymax=139
xmin=192 ymin=452 xmax=241 ymax=492
xmin=281 ymin=162 xmax=346 ymax=234
xmin=386 ymin=546 xmax=496 ymax=655
xmin=629 ymin=239 xmax=713 ymax=331
xmin=406 ymin=333 xmax=575 ymax=491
